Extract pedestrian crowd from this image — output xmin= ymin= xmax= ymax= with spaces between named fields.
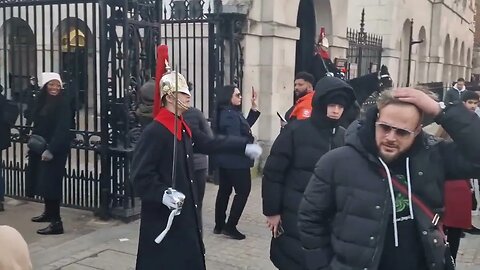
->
xmin=2 ymin=62 xmax=480 ymax=270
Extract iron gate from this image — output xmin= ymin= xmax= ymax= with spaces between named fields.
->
xmin=346 ymin=9 xmax=383 ymax=79
xmin=0 ymin=0 xmax=245 ymax=218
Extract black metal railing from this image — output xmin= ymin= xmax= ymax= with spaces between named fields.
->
xmin=346 ymin=9 xmax=383 ymax=79
xmin=1 ymin=0 xmax=246 ymax=219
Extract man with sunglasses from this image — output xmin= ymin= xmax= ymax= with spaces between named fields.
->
xmin=298 ymin=87 xmax=480 ymax=270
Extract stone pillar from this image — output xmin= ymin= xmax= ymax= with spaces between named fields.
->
xmin=241 ymin=0 xmax=300 ymax=169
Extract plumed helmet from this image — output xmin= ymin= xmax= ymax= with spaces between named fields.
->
xmin=160 ymin=71 xmax=191 ymax=98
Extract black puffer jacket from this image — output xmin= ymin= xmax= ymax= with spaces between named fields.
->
xmin=262 ymin=77 xmax=355 ymax=270
xmin=298 ymin=103 xmax=480 ymax=270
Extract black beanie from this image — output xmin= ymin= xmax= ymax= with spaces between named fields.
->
xmin=320 ymin=90 xmax=351 ymax=108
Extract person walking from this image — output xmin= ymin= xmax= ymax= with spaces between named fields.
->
xmin=131 ymin=46 xmax=262 ymax=270
xmin=183 ymin=106 xmax=214 ymax=230
xmin=25 ymin=72 xmax=72 ymax=235
xmin=213 ymin=85 xmax=260 ymax=240
xmin=298 ymin=87 xmax=480 ymax=270
xmin=262 ymin=76 xmax=355 ymax=269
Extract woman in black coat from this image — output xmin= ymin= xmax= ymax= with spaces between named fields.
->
xmin=213 ymin=85 xmax=260 ymax=239
xmin=0 ymin=89 xmax=12 ymax=211
xmin=26 ymin=72 xmax=72 ymax=235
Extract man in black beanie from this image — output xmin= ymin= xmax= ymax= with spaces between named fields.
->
xmin=262 ymin=76 xmax=355 ymax=270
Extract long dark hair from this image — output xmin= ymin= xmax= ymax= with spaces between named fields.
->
xmin=216 ymin=85 xmax=237 ymax=109
xmin=213 ymin=85 xmax=237 ymax=132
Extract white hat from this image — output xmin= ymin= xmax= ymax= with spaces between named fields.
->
xmin=160 ymin=71 xmax=191 ymax=97
xmin=39 ymin=72 xmax=63 ymax=88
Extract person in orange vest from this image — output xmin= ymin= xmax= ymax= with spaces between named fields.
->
xmin=284 ymin=72 xmax=315 ymax=124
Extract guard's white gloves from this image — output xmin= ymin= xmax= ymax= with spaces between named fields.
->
xmin=162 ymin=188 xmax=185 ymax=214
xmin=245 ymin=144 xmax=262 ymax=160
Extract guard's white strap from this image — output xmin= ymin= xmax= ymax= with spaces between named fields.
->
xmin=154 ymin=209 xmax=180 ymax=244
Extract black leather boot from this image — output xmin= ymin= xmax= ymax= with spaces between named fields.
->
xmin=222 ymin=225 xmax=246 ymax=240
xmin=213 ymin=224 xmax=223 ymax=234
xmin=31 ymin=213 xmax=52 ymax=223
xmin=37 ymin=221 xmax=64 ymax=235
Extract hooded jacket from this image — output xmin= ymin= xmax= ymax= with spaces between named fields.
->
xmin=298 ymin=103 xmax=480 ymax=270
xmin=262 ymin=77 xmax=354 ymax=270
xmin=444 ymin=83 xmax=467 ymax=104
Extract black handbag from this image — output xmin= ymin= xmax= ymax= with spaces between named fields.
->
xmin=27 ymin=134 xmax=47 ymax=154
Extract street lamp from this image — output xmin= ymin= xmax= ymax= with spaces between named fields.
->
xmin=406 ymin=19 xmax=424 ymax=87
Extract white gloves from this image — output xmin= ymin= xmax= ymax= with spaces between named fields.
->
xmin=245 ymin=144 xmax=262 ymax=160
xmin=41 ymin=150 xmax=53 ymax=161
xmin=162 ymin=188 xmax=185 ymax=214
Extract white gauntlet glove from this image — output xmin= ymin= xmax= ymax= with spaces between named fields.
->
xmin=155 ymin=188 xmax=186 ymax=244
xmin=162 ymin=188 xmax=185 ymax=215
xmin=245 ymin=144 xmax=262 ymax=160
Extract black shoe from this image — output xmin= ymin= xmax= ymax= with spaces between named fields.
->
xmin=465 ymin=226 xmax=480 ymax=235
xmin=37 ymin=221 xmax=64 ymax=235
xmin=213 ymin=225 xmax=223 ymax=234
xmin=31 ymin=213 xmax=52 ymax=223
xmin=222 ymin=226 xmax=246 ymax=240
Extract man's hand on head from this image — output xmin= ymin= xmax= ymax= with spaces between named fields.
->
xmin=393 ymin=87 xmax=442 ymax=117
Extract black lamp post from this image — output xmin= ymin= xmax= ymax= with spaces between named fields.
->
xmin=406 ymin=19 xmax=424 ymax=87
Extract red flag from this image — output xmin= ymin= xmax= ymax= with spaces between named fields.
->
xmin=153 ymin=44 xmax=169 ymax=117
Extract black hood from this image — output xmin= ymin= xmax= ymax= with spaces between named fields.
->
xmin=310 ymin=76 xmax=355 ymax=128
xmin=345 ymin=106 xmax=427 ymax=165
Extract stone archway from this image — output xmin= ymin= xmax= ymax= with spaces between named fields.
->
xmin=452 ymin=38 xmax=459 ymax=81
xmin=0 ymin=18 xmax=36 ymax=98
xmin=442 ymin=35 xmax=451 ymax=83
xmin=399 ymin=19 xmax=411 ymax=86
xmin=294 ymin=0 xmax=333 ymax=75
xmin=52 ymin=18 xmax=94 ymax=110
xmin=460 ymin=41 xmax=465 ymax=79
xmin=416 ymin=26 xmax=427 ymax=84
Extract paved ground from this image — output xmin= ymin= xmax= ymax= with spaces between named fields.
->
xmin=1 ymin=178 xmax=480 ymax=270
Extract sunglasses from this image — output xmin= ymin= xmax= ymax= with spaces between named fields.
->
xmin=375 ymin=122 xmax=416 ymax=138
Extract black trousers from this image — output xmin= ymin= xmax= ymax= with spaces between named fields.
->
xmin=44 ymin=199 xmax=61 ymax=221
xmin=215 ymin=168 xmax=251 ymax=227
xmin=194 ymin=168 xmax=207 ymax=230
xmin=446 ymin=227 xmax=463 ymax=261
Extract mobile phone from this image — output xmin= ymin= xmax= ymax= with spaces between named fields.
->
xmin=272 ymin=224 xmax=284 ymax=238
xmin=277 ymin=112 xmax=287 ymax=123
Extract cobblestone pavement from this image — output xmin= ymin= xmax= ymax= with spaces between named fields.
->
xmin=2 ymin=177 xmax=480 ymax=269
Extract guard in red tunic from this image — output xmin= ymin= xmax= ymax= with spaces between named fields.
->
xmin=131 ymin=45 xmax=262 ymax=270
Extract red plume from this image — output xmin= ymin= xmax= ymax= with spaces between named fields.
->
xmin=153 ymin=44 xmax=169 ymax=117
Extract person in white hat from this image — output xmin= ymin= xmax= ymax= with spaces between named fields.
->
xmin=131 ymin=45 xmax=262 ymax=270
xmin=25 ymin=72 xmax=72 ymax=235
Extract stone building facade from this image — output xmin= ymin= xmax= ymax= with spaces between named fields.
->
xmin=347 ymin=0 xmax=475 ymax=86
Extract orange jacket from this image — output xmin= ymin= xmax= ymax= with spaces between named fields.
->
xmin=289 ymin=92 xmax=314 ymax=120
